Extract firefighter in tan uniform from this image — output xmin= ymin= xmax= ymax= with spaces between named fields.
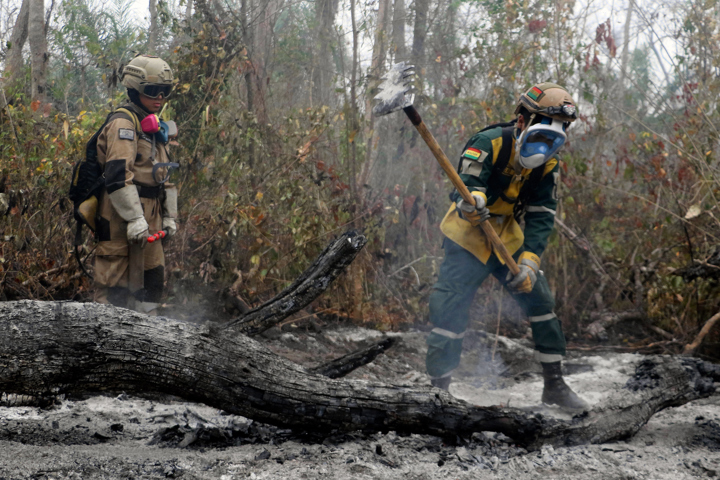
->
xmin=94 ymin=54 xmax=178 ymax=314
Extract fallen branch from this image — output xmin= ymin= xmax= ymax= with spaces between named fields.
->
xmin=0 ymin=300 xmax=717 ymax=450
xmin=683 ymin=311 xmax=720 ymax=355
xmin=225 ymin=231 xmax=367 ymax=336
xmin=309 ymin=337 xmax=396 ymax=379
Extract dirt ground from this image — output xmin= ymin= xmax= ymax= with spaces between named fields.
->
xmin=1 ymin=321 xmax=719 ymax=479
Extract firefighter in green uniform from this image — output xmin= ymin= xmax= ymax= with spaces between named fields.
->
xmin=427 ymin=83 xmax=588 ymax=410
xmin=93 ymin=54 xmax=178 ymax=314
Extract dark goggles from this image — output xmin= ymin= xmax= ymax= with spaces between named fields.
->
xmin=539 ymin=104 xmax=577 ymax=120
xmin=139 ymin=83 xmax=173 ymax=99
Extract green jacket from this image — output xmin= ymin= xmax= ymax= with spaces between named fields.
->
xmin=439 ymin=126 xmax=559 ymax=264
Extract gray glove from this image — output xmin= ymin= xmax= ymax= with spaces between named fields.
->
xmin=108 ymin=185 xmax=149 ymax=246
xmin=506 ymin=252 xmax=541 ymax=294
xmin=457 ymin=191 xmax=490 ymax=226
xmin=162 ymin=187 xmax=178 ymax=239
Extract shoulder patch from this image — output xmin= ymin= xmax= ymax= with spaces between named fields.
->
xmin=463 ymin=147 xmax=488 ymax=162
xmin=118 ymin=128 xmax=135 ymax=140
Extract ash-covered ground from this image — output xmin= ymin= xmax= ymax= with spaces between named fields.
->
xmin=1 ymin=322 xmax=719 ymax=479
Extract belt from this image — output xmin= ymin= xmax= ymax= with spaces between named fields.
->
xmin=136 ymin=184 xmax=162 ymax=198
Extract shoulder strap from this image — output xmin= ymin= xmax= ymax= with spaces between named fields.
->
xmin=456 ymin=121 xmax=517 ymax=174
xmin=514 ymin=164 xmax=548 ymax=220
xmin=112 ymin=107 xmax=141 ymax=132
xmin=491 ymin=127 xmax=515 ymax=177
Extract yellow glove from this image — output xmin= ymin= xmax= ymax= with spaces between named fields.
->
xmin=506 ymin=251 xmax=541 ymax=294
xmin=457 ymin=191 xmax=490 ymax=227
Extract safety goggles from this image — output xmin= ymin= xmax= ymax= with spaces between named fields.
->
xmin=518 ymin=117 xmax=567 ymax=165
xmin=139 ymin=83 xmax=173 ymax=99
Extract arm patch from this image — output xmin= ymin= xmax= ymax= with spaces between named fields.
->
xmin=462 ymin=147 xmax=488 ymax=162
xmin=118 ymin=128 xmax=135 ymax=140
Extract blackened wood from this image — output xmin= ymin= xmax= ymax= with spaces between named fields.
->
xmin=676 ymin=250 xmax=720 ymax=281
xmin=528 ymin=356 xmax=718 ymax=449
xmin=0 ymin=301 xmax=716 ymax=450
xmin=226 ymin=231 xmax=367 ymax=336
xmin=0 ymin=301 xmax=547 ymax=446
xmin=309 ymin=337 xmax=396 ymax=379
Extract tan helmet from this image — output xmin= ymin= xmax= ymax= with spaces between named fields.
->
xmin=121 ymin=54 xmax=174 ymax=98
xmin=514 ymin=82 xmax=577 ymax=123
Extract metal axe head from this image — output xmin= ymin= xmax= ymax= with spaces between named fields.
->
xmin=372 ymin=62 xmax=415 ymax=117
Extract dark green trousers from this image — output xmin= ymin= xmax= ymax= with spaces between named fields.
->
xmin=426 ymin=239 xmax=566 ymax=378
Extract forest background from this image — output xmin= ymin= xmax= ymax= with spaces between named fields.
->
xmin=0 ymin=0 xmax=719 ymax=361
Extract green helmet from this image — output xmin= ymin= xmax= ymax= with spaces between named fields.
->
xmin=121 ymin=54 xmax=174 ymax=98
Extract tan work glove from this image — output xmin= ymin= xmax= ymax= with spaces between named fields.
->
xmin=108 ymin=185 xmax=149 ymax=246
xmin=506 ymin=251 xmax=541 ymax=294
xmin=162 ymin=187 xmax=178 ymax=239
xmin=456 ymin=191 xmax=490 ymax=226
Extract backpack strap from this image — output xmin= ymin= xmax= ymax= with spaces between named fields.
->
xmin=514 ymin=164 xmax=547 ymax=220
xmin=493 ymin=127 xmax=515 ymax=177
xmin=113 ymin=107 xmax=141 ymax=132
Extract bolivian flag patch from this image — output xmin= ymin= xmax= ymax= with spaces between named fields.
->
xmin=463 ymin=147 xmax=487 ymax=162
xmin=527 ymin=86 xmax=544 ymax=101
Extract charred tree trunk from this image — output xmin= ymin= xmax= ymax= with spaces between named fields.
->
xmin=0 ymin=300 xmax=717 ymax=450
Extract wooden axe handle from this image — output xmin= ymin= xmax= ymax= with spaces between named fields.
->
xmin=402 ymin=105 xmax=521 ymax=276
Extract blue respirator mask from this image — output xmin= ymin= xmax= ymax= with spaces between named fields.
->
xmin=516 ymin=116 xmax=567 ymax=169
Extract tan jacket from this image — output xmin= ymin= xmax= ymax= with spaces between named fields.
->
xmin=94 ymin=103 xmax=176 ymax=259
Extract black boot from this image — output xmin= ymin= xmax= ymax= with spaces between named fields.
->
xmin=430 ymin=376 xmax=451 ymax=391
xmin=541 ymin=362 xmax=588 ymax=410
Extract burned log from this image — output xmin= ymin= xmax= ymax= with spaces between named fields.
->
xmin=1 ymin=300 xmax=718 ymax=450
xmin=309 ymin=337 xmax=396 ymax=379
xmin=226 ymin=231 xmax=367 ymax=336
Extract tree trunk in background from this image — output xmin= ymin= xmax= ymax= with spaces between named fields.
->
xmin=148 ymin=0 xmax=159 ymax=53
xmin=392 ymin=0 xmax=406 ymax=62
xmin=312 ymin=0 xmax=339 ymax=107
xmin=348 ymin=0 xmax=359 ymax=195
xmin=619 ymin=0 xmax=634 ymax=87
xmin=411 ymin=0 xmax=428 ymax=70
xmin=253 ymin=0 xmax=278 ymax=125
xmin=388 ymin=0 xmax=408 ymax=167
xmin=357 ymin=0 xmax=391 ymax=190
xmin=27 ymin=0 xmax=47 ymax=102
xmin=241 ymin=0 xmax=256 ymax=167
xmin=185 ymin=0 xmax=192 ymax=22
xmin=3 ymin=0 xmax=30 ymax=93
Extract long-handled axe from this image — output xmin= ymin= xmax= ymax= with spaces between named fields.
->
xmin=372 ymin=62 xmax=520 ymax=275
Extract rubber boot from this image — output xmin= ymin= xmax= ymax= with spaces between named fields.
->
xmin=541 ymin=362 xmax=588 ymax=410
xmin=430 ymin=376 xmax=451 ymax=391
